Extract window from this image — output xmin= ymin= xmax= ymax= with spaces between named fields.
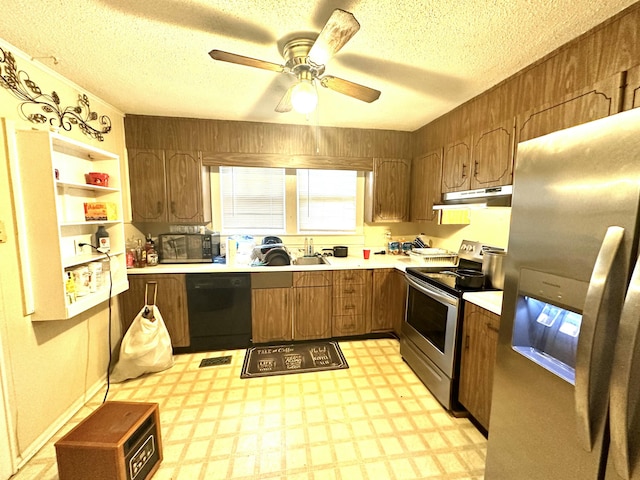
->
xmin=218 ymin=167 xmax=359 ymax=234
xmin=219 ymin=166 xmax=285 ymax=233
xmin=297 ymin=169 xmax=357 ymax=232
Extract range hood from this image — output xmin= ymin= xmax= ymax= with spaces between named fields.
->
xmin=434 ymin=185 xmax=512 ymax=209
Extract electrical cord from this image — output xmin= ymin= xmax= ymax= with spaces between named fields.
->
xmin=78 ymin=243 xmax=113 ymax=403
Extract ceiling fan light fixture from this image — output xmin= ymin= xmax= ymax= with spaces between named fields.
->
xmin=291 ymin=78 xmax=318 ymax=114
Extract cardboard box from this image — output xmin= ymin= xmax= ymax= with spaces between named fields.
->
xmin=83 ymin=202 xmax=117 ymax=221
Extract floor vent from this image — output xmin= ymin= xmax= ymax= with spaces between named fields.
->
xmin=199 ymin=356 xmax=232 ymax=368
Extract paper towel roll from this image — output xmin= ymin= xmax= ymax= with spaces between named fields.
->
xmin=226 ymin=238 xmax=237 ymax=265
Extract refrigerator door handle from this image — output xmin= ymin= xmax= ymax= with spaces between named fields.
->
xmin=609 ymin=254 xmax=640 ymax=479
xmin=575 ymin=225 xmax=625 ymax=452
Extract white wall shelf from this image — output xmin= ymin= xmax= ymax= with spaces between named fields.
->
xmin=11 ymin=128 xmax=129 ymax=321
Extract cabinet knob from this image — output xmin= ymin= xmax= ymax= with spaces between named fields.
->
xmin=461 ymin=164 xmax=467 ymax=178
xmin=157 ymin=201 xmax=162 ymax=215
xmin=171 ymin=201 xmax=176 ymax=214
xmin=474 ymin=161 xmax=479 ymax=177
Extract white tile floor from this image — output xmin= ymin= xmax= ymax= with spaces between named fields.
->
xmin=11 ymin=338 xmax=486 ymax=479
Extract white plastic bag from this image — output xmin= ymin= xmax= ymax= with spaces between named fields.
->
xmin=111 ymin=304 xmax=174 ymax=383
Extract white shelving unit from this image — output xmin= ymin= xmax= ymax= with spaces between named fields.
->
xmin=11 ymin=129 xmax=129 ymax=321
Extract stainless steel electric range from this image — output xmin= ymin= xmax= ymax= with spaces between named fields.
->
xmin=400 ymin=240 xmax=500 ymax=413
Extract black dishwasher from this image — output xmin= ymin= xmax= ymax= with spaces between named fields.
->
xmin=186 ymin=273 xmax=252 ymax=352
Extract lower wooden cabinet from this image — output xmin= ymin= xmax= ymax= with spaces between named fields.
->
xmin=251 ymin=272 xmax=293 ymax=343
xmin=332 ymin=270 xmax=372 ymax=337
xmin=293 ymin=271 xmax=332 ymax=341
xmin=458 ymin=302 xmax=501 ymax=430
xmin=371 ymin=269 xmax=407 ymax=334
xmin=119 ymin=274 xmax=190 ymax=348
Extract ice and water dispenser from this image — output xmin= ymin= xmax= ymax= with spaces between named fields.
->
xmin=511 ymin=268 xmax=589 ymax=384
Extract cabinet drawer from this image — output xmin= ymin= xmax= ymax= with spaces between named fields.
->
xmin=333 ymin=269 xmax=369 ymax=286
xmin=332 ymin=295 xmax=365 ymax=315
xmin=332 ymin=314 xmax=367 ymax=337
xmin=293 ymin=271 xmax=332 ymax=287
xmin=333 ymin=283 xmax=367 ymax=298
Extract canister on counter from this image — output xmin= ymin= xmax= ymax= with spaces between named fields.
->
xmin=402 ymin=242 xmax=413 ymax=255
xmin=388 ymin=241 xmax=401 ymax=255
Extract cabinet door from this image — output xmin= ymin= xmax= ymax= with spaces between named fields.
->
xmin=293 ymin=286 xmax=332 ymax=340
xmin=441 ymin=137 xmax=472 ymax=193
xmin=517 ymin=72 xmax=624 ymax=144
xmin=366 ymin=158 xmax=411 ymax=222
xmin=165 ymin=151 xmax=209 ymax=224
xmin=371 ymin=269 xmax=406 ymax=333
xmin=251 ymin=288 xmax=292 ymax=343
xmin=119 ymin=274 xmax=189 ymax=348
xmin=471 ymin=119 xmax=515 ymax=189
xmin=458 ymin=303 xmax=500 ymax=430
xmin=410 ymin=149 xmax=443 ymax=222
xmin=128 ymin=149 xmax=167 ymax=222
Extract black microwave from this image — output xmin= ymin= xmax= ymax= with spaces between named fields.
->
xmin=158 ymin=233 xmax=220 ymax=263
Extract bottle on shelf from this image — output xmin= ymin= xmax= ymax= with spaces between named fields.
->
xmin=145 ymin=234 xmax=158 ymax=267
xmin=136 ymin=238 xmax=146 ymax=267
xmin=95 ymin=225 xmax=110 ymax=253
xmin=304 ymin=237 xmax=309 ymax=256
xmin=65 ymin=271 xmax=77 ymax=305
xmin=308 ymin=237 xmax=314 ymax=256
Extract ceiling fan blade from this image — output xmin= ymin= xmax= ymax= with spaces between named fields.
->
xmin=308 ymin=9 xmax=360 ymax=65
xmin=320 ymin=75 xmax=381 ymax=103
xmin=209 ymin=50 xmax=284 ymax=73
xmin=275 ymin=85 xmax=294 ymax=113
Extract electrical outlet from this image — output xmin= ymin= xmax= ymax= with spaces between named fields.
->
xmin=0 ymin=221 xmax=6 ymax=243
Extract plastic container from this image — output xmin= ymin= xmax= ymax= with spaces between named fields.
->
xmin=95 ymin=225 xmax=110 ymax=253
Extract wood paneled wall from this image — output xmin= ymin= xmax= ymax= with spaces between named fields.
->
xmin=124 ymin=116 xmax=413 ymax=161
xmin=414 ymin=2 xmax=640 ymax=156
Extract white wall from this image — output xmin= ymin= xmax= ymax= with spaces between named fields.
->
xmin=0 ymin=39 xmax=127 ymax=473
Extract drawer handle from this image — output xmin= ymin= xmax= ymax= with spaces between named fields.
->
xmin=345 ymin=305 xmax=356 ymax=310
xmin=343 ymin=288 xmax=356 ymax=294
xmin=486 ymin=322 xmax=499 ymax=333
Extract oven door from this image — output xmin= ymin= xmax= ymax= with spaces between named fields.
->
xmin=402 ymin=274 xmax=459 ymax=377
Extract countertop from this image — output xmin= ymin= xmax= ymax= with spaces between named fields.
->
xmin=126 ymin=253 xmax=422 ymax=275
xmin=462 ymin=290 xmax=504 ymax=316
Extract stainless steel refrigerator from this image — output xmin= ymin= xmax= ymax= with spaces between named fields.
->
xmin=485 ymin=107 xmax=640 ymax=479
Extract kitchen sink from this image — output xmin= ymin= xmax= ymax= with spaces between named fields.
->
xmin=293 ymin=256 xmax=328 ymax=266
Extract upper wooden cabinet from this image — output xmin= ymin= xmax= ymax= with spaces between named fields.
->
xmin=441 ymin=137 xmax=472 ymax=193
xmin=128 ymin=149 xmax=212 ymax=224
xmin=516 ymin=72 xmax=624 ymax=144
xmin=410 ymin=149 xmax=443 ymax=222
xmin=365 ymin=158 xmax=411 ymax=223
xmin=441 ymin=118 xmax=515 ymax=194
xmin=471 ymin=119 xmax=515 ymax=188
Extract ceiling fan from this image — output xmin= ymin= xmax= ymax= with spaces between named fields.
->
xmin=208 ymin=9 xmax=381 ymax=114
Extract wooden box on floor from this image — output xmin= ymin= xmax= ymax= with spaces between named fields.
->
xmin=54 ymin=401 xmax=162 ymax=480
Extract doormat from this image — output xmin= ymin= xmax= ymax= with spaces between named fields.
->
xmin=199 ymin=355 xmax=232 ymax=368
xmin=241 ymin=341 xmax=349 ymax=378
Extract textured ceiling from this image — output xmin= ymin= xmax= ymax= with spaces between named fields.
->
xmin=2 ymin=0 xmax=637 ymax=131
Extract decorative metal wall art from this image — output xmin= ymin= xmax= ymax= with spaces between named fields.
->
xmin=0 ymin=47 xmax=111 ymax=141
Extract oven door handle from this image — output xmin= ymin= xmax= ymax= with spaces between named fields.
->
xmin=405 ymin=274 xmax=458 ymax=307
